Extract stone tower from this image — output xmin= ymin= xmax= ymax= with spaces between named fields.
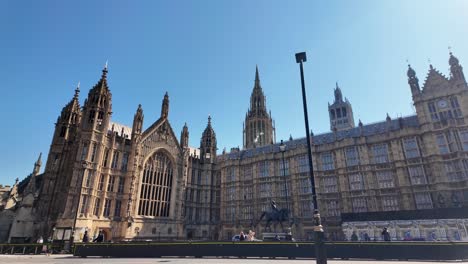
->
xmin=200 ymin=116 xmax=217 ymax=163
xmin=37 ymin=83 xmax=82 ymax=235
xmin=328 ymin=82 xmax=355 ymax=131
xmin=243 ymin=66 xmax=275 ymax=149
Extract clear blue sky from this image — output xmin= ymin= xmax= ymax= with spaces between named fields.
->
xmin=1 ymin=0 xmax=468 ymax=185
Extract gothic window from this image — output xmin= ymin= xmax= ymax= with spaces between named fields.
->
xmin=259 ymin=183 xmax=271 ymax=198
xmin=376 ymin=170 xmax=395 ymax=188
xmin=322 ymin=176 xmax=338 ymax=193
xmin=59 ymin=126 xmax=67 ymax=137
xmin=94 ymin=198 xmax=101 ymax=216
xmin=330 ymin=109 xmax=336 ymax=120
xmin=445 ymin=160 xmax=464 ymax=182
xmin=121 ymin=153 xmax=129 ymax=171
xmin=103 ymin=199 xmax=112 ymax=217
xmin=111 ymin=151 xmax=119 ymax=168
xmin=372 ymin=144 xmax=389 ymax=164
xmin=243 ymin=205 xmax=253 ymax=220
xmin=459 ymin=129 xmax=468 ymax=151
xmin=243 ymin=165 xmax=252 ymax=180
xmin=345 ymin=147 xmax=359 ymax=167
xmin=352 ymin=198 xmax=367 ymax=212
xmin=299 ymin=178 xmax=312 ymax=194
xmin=258 ymin=161 xmax=269 ymax=177
xmin=80 ymin=195 xmax=89 ymax=214
xmin=244 ymin=185 xmax=253 ymax=200
xmin=450 ymin=97 xmax=462 ymax=118
xmin=321 ymin=152 xmax=334 ymax=171
xmin=280 ymin=182 xmax=291 ymax=197
xmin=197 ymin=170 xmax=202 ymax=184
xmin=297 ymin=155 xmax=309 ymax=173
xmin=278 ymin=159 xmax=289 ymax=176
xmin=103 ymin=149 xmax=110 ymax=167
xmin=84 ymin=170 xmax=93 ymax=188
xmin=118 ymin=177 xmax=125 ymax=193
xmin=342 ymin=107 xmax=347 ymax=117
xmin=348 ymin=173 xmax=364 ymax=191
xmin=336 ymin=108 xmax=342 ymax=118
xmin=114 ymin=200 xmax=121 ymax=217
xmin=98 ymin=174 xmax=105 ymax=191
xmin=327 ymin=200 xmax=340 ymax=217
xmin=428 ymin=102 xmax=439 ymax=121
xmin=138 ymin=151 xmax=173 ymax=217
xmin=403 ymin=137 xmax=420 ymax=159
xmin=299 ymin=200 xmax=313 ymax=217
xmin=226 ymin=167 xmax=236 ymax=182
xmin=81 ymin=143 xmax=89 ymax=161
xmin=107 ymin=176 xmax=115 ymax=192
xmin=408 ymin=166 xmax=427 ymax=185
xmin=382 ymin=196 xmax=399 ymax=211
xmin=436 ymin=134 xmax=449 ymax=154
xmin=446 ymin=131 xmax=457 ymax=152
xmin=226 ymin=186 xmax=236 ymax=201
xmin=97 ymin=111 xmax=104 ymax=126
xmin=415 ymin=193 xmax=433 ymax=209
xmin=90 ymin=143 xmax=97 ymax=162
xmin=88 ymin=110 xmax=95 ymax=123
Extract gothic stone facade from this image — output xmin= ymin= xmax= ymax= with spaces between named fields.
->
xmin=1 ymin=52 xmax=468 ymax=242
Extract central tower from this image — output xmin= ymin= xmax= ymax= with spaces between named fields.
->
xmin=243 ymin=66 xmax=275 ymax=149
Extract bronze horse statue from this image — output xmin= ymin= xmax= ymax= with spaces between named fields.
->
xmin=257 ymin=208 xmax=289 ymax=232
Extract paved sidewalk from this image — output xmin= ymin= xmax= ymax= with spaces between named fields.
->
xmin=0 ymin=255 xmax=466 ymax=264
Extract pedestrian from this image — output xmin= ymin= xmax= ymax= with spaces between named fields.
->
xmin=93 ymin=230 xmax=104 ymax=243
xmin=239 ymin=231 xmax=245 ymax=241
xmin=364 ymin=232 xmax=371 ymax=241
xmin=82 ymin=231 xmax=89 ymax=243
xmin=351 ymin=231 xmax=358 ymax=241
xmin=382 ymin=227 xmax=391 ymax=241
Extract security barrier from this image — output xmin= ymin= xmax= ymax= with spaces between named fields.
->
xmin=73 ymin=241 xmax=468 ymax=260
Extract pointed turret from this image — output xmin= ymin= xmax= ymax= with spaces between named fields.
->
xmin=161 ymin=92 xmax=169 ymax=119
xmin=180 ymin=122 xmax=189 ymax=149
xmin=200 ymin=116 xmax=217 ymax=163
xmin=243 ymin=66 xmax=275 ymax=149
xmin=132 ymin=104 xmax=144 ymax=136
xmin=449 ymin=51 xmax=466 ymax=84
xmin=82 ymin=64 xmax=112 ymax=132
xmin=33 ymin=153 xmax=42 ymax=176
xmin=407 ymin=64 xmax=421 ymax=97
xmin=53 ymin=83 xmax=82 ymax=141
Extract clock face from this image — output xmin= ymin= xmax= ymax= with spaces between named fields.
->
xmin=438 ymin=99 xmax=448 ymax=108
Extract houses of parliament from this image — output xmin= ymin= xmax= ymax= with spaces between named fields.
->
xmin=1 ymin=51 xmax=468 ymax=243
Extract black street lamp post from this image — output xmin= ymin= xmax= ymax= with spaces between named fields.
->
xmin=70 ymin=161 xmax=88 ymax=250
xmin=279 ymin=140 xmax=289 ymax=212
xmin=295 ymin=52 xmax=327 ymax=264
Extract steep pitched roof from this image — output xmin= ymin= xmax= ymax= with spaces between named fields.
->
xmin=422 ymin=66 xmax=450 ymax=92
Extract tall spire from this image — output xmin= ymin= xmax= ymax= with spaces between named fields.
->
xmin=244 ymin=66 xmax=275 ymax=149
xmin=74 ymin=81 xmax=80 ymax=99
xmin=255 ymin=65 xmax=260 ymax=86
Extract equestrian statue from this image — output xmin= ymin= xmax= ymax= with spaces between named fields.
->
xmin=256 ymin=200 xmax=290 ymax=232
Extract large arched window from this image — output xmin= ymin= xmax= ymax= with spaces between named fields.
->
xmin=138 ymin=151 xmax=173 ymax=217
